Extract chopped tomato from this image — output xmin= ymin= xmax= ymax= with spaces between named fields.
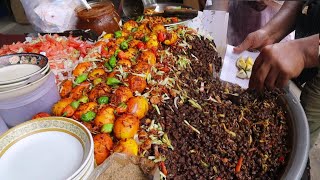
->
xmin=171 ymin=17 xmax=179 ymax=23
xmin=157 ymin=32 xmax=166 ymax=42
xmin=32 ymin=112 xmax=51 ymax=119
xmin=136 ymin=42 xmax=145 ymax=50
xmin=118 ymin=51 xmax=126 ymax=59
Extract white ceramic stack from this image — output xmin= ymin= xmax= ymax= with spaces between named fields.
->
xmin=0 ymin=117 xmax=95 ymax=180
xmin=0 ymin=53 xmax=60 ymax=133
xmin=0 ymin=53 xmax=50 ymax=94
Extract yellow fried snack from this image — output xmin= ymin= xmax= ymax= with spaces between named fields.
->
xmin=127 ymin=96 xmax=149 ymax=119
xmin=52 ymin=98 xmax=74 ymax=116
xmin=94 ymin=106 xmax=116 ymax=128
xmin=113 ymin=114 xmax=139 ymax=139
xmin=113 ymin=138 xmax=138 ymax=156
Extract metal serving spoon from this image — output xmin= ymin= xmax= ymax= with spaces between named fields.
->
xmin=122 ymin=0 xmax=145 ymax=18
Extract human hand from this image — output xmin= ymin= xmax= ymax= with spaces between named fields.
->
xmin=233 ymin=29 xmax=276 ymax=54
xmin=249 ymin=35 xmax=319 ymax=90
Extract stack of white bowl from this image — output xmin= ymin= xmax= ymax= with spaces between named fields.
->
xmin=0 ymin=53 xmax=60 ymax=129
xmin=0 ymin=53 xmax=50 ymax=96
xmin=0 ymin=117 xmax=95 ymax=180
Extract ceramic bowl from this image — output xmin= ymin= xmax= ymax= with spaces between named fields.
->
xmin=0 ymin=68 xmax=52 ymax=100
xmin=0 ymin=53 xmax=48 ymax=85
xmin=0 ymin=63 xmax=49 ymax=92
xmin=0 ymin=117 xmax=93 ymax=180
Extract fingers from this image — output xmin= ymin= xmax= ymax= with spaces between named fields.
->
xmin=233 ymin=35 xmax=254 ymax=54
xmin=264 ymin=67 xmax=279 ymax=90
xmin=249 ymin=55 xmax=270 ymax=91
xmin=275 ymin=74 xmax=289 ymax=88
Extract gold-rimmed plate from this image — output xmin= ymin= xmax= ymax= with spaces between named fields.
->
xmin=0 ymin=117 xmax=93 ymax=180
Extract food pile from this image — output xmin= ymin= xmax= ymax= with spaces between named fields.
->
xmin=29 ymin=18 xmax=289 ymax=179
xmin=0 ymin=34 xmax=95 ymax=84
xmin=143 ymin=7 xmax=181 ymax=26
xmin=141 ymin=16 xmax=180 ymax=27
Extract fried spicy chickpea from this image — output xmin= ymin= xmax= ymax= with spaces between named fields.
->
xmin=59 ymin=80 xmax=73 ymax=98
xmin=164 ymin=32 xmax=178 ymax=46
xmin=113 ymin=114 xmax=139 ymax=139
xmin=69 ymin=81 xmax=91 ymax=99
xmin=146 ymin=34 xmax=159 ymax=50
xmin=72 ymin=62 xmax=92 ymax=77
xmin=52 ymin=98 xmax=74 ymax=116
xmin=152 ymin=24 xmax=166 ymax=34
xmin=73 ymin=102 xmax=98 ymax=120
xmin=123 ymin=20 xmax=138 ymax=32
xmin=133 ymin=62 xmax=151 ymax=74
xmin=88 ymin=68 xmax=106 ymax=80
xmin=112 ymin=86 xmax=133 ymax=105
xmin=94 ymin=106 xmax=116 ymax=128
xmin=88 ymin=84 xmax=111 ymax=102
xmin=93 ymin=133 xmax=113 ymax=165
xmin=127 ymin=96 xmax=149 ymax=119
xmin=113 ymin=138 xmax=138 ymax=156
xmin=128 ymin=75 xmax=147 ymax=93
xmin=140 ymin=50 xmax=156 ymax=65
xmin=118 ymin=59 xmax=132 ymax=68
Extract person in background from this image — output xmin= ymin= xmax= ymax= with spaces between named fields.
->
xmin=205 ymin=0 xmax=294 ymax=46
xmin=234 ymin=1 xmax=320 ymax=146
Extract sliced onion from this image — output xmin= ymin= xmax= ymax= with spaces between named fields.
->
xmin=174 ymin=96 xmax=179 ymax=109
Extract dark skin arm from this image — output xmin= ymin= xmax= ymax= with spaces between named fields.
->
xmin=249 ymin=34 xmax=319 ymax=90
xmin=232 ymin=1 xmax=319 ymax=90
xmin=234 ymin=1 xmax=303 ymax=53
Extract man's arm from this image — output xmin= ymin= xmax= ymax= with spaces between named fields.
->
xmin=262 ymin=1 xmax=304 ymax=43
xmin=249 ymin=34 xmax=319 ymax=90
xmin=234 ymin=1 xmax=304 ymax=53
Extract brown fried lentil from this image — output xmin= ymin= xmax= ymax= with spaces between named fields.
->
xmin=142 ymin=35 xmax=290 ymax=179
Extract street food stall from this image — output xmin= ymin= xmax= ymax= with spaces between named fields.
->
xmin=0 ymin=0 xmax=310 ymax=180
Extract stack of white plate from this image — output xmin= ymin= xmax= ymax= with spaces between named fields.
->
xmin=0 ymin=53 xmax=50 ymax=97
xmin=0 ymin=117 xmax=94 ymax=180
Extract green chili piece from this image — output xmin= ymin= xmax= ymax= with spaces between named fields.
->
xmin=136 ymin=15 xmax=144 ymax=22
xmin=81 ymin=111 xmax=96 ymax=122
xmin=131 ymin=27 xmax=138 ymax=32
xmin=98 ymin=96 xmax=109 ymax=104
xmin=71 ymin=101 xmax=80 ymax=109
xmin=120 ymin=41 xmax=128 ymax=50
xmin=75 ymin=73 xmax=88 ymax=84
xmin=101 ymin=123 xmax=114 ymax=133
xmin=142 ymin=35 xmax=149 ymax=42
xmin=79 ymin=96 xmax=89 ymax=103
xmin=62 ymin=112 xmax=68 ymax=117
xmin=127 ymin=36 xmax=133 ymax=41
xmin=106 ymin=77 xmax=121 ymax=86
xmin=104 ymin=62 xmax=113 ymax=71
xmin=114 ymin=49 xmax=121 ymax=57
xmin=109 ymin=56 xmax=117 ymax=68
xmin=114 ymin=31 xmax=122 ymax=38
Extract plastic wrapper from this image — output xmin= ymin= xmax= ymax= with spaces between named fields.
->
xmin=20 ymin=0 xmax=81 ymax=33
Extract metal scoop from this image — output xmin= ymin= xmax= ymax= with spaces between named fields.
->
xmin=122 ymin=0 xmax=145 ymax=18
